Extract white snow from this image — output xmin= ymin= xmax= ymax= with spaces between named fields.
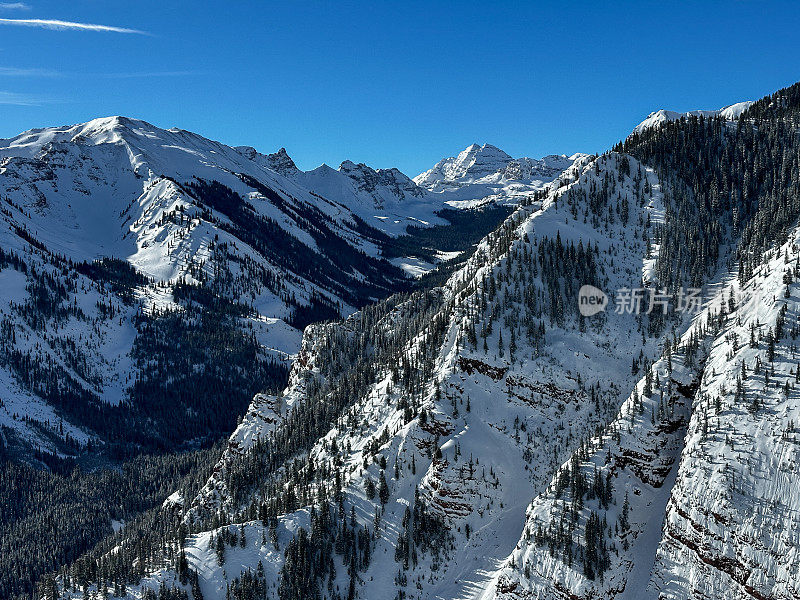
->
xmin=632 ymin=101 xmax=754 ymax=135
xmin=413 ymin=143 xmax=585 ymax=209
xmin=163 ymin=151 xmax=673 ymax=600
xmin=389 ymin=256 xmax=437 ymax=278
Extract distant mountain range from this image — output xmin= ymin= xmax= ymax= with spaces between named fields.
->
xmin=0 ymin=115 xmax=576 ymax=461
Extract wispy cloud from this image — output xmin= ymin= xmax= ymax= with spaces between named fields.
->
xmin=98 ymin=70 xmax=201 ymax=79
xmin=0 ymin=3 xmax=31 ymax=11
xmin=0 ymin=90 xmax=46 ymax=105
xmin=0 ymin=18 xmax=148 ymax=34
xmin=0 ymin=67 xmax=201 ymax=79
xmin=0 ymin=66 xmax=60 ymax=77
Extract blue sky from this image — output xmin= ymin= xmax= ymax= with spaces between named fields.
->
xmin=0 ymin=1 xmax=798 ymax=175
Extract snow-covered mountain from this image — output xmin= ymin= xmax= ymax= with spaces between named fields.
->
xmin=414 ymin=143 xmax=515 ymax=188
xmin=0 ymin=115 xmax=429 ymax=271
xmin=631 ymin=100 xmax=754 ymax=134
xmin=234 ymin=143 xmax=438 ymax=235
xmin=0 ymin=115 xmax=429 ymax=458
xmin=63 ymin=148 xmax=677 ymax=600
xmin=496 ymin=222 xmax=800 ymax=600
xmin=414 ymin=143 xmax=583 ymax=205
xmin=14 ymin=81 xmax=800 ymax=600
xmin=45 ymin=81 xmax=800 ymax=600
xmin=0 ymin=117 xmax=581 ymax=462
xmin=495 ymin=85 xmax=800 ymax=600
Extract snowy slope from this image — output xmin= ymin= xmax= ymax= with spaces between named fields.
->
xmin=493 ymin=227 xmax=800 ymax=600
xmin=293 ymin=160 xmax=443 ymax=236
xmin=648 ymin=234 xmax=800 ymax=600
xmin=36 ymin=83 xmax=800 ymax=600
xmin=76 ymin=151 xmax=679 ymax=600
xmin=492 ymin=272 xmax=724 ymax=599
xmin=631 ymin=101 xmax=754 ymax=134
xmin=0 ymin=116 xmax=434 ymax=457
xmin=0 ymin=117 xmax=582 ymax=460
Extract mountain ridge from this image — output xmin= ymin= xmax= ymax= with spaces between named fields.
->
xmin=0 ymin=115 xmax=581 ymax=463
xmin=631 ymin=100 xmax=754 ymax=135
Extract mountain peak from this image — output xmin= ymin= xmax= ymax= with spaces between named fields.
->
xmin=265 ymin=146 xmax=299 ymax=175
xmin=231 ymin=145 xmax=299 ymax=176
xmin=461 ymin=142 xmax=511 ymax=158
xmin=80 ymin=115 xmax=158 ymax=136
xmin=338 ymin=159 xmax=360 ymax=170
xmin=412 ymin=142 xmax=514 ymax=189
xmin=413 ymin=142 xmax=576 ymax=192
xmin=479 ymin=142 xmax=507 ymax=153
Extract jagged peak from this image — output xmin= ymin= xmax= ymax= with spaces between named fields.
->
xmin=265 ymin=147 xmax=298 ymax=174
xmin=456 ymin=142 xmax=511 ymax=159
xmin=334 ymin=158 xmax=423 ymax=201
xmin=309 ymin=162 xmax=338 ymax=175
xmin=414 ymin=142 xmax=577 ymax=190
xmin=337 ymin=158 xmax=363 ymax=171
